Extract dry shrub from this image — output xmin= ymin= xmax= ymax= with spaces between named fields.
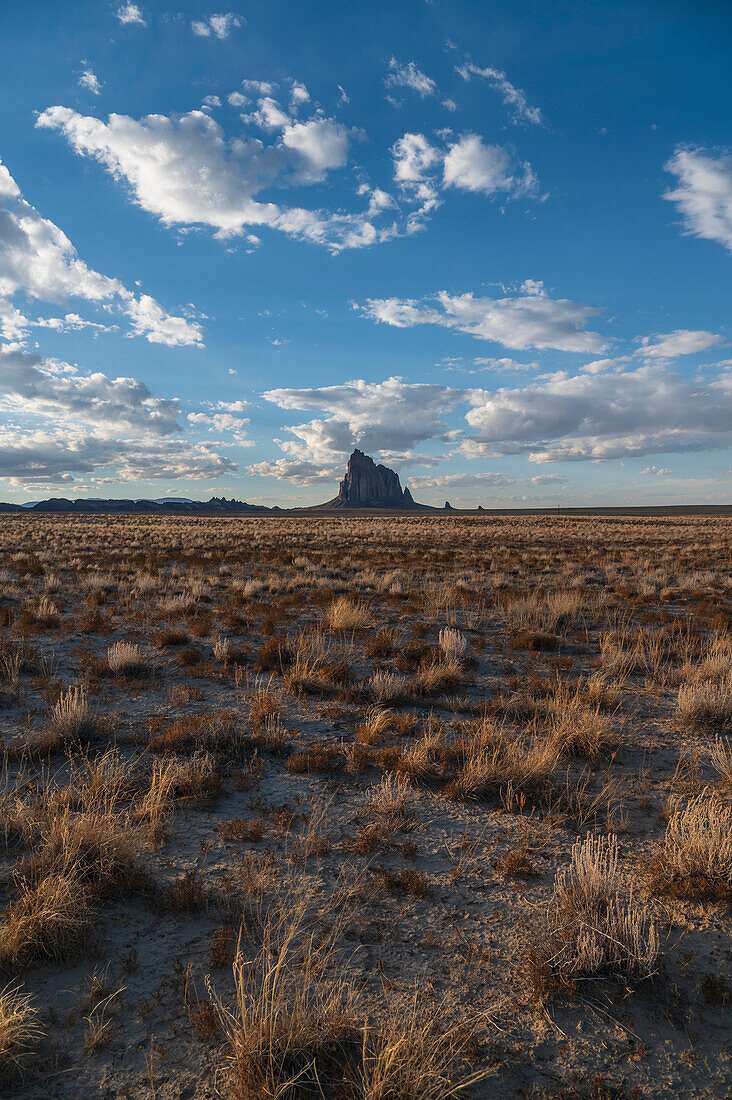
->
xmin=523 ymin=834 xmax=658 ymax=1002
xmin=369 ymin=670 xmax=406 ymax=704
xmin=544 ymin=686 xmax=615 ymax=760
xmin=51 ymin=685 xmax=102 ymax=742
xmin=107 ymin=640 xmax=151 ymax=677
xmin=438 ymin=628 xmax=467 ymax=661
xmin=325 ymin=597 xmax=372 ymax=631
xmin=367 ymin=774 xmax=413 ymax=829
xmin=0 ymin=753 xmax=153 ymax=969
xmin=448 ymin=720 xmax=556 ymax=805
xmin=409 ymin=658 xmax=462 ymax=698
xmin=356 ymin=707 xmax=395 ymax=746
xmin=148 ymin=709 xmax=243 ymax=758
xmin=677 ymin=674 xmax=732 ymax=731
xmin=0 ymin=873 xmax=95 ymax=968
xmin=709 ymin=736 xmax=732 ymax=794
xmin=0 ymin=982 xmax=42 ymax=1085
xmin=213 ymin=904 xmax=483 ymax=1099
xmin=646 ymin=792 xmax=732 ymax=900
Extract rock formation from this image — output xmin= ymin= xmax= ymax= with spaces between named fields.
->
xmin=321 ymin=449 xmax=424 ymax=509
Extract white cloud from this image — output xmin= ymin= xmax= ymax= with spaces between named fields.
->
xmin=37 ymin=106 xmax=393 ymax=252
xmin=212 ymin=399 xmax=249 ymax=412
xmin=0 ymin=345 xmax=236 ymax=488
xmin=243 ymin=96 xmax=291 ymax=130
xmin=282 ymin=117 xmax=350 ymax=181
xmin=443 ymin=134 xmax=537 ymax=197
xmin=531 ymin=474 xmax=568 ymax=485
xmin=0 ymin=347 xmax=180 ymax=433
xmin=116 ymin=3 xmax=145 ymax=25
xmin=463 ymin=362 xmax=732 ymax=462
xmin=260 ymin=376 xmax=463 ymax=477
xmin=392 ymin=132 xmax=440 ymax=184
xmin=456 ymin=62 xmax=542 ymax=126
xmin=125 ymin=295 xmax=203 ymax=347
xmin=227 ymin=91 xmax=248 ymax=108
xmin=641 ymin=466 xmax=672 ymax=476
xmin=202 ymin=95 xmax=221 ymax=108
xmin=187 ymin=411 xmax=251 ymax=436
xmin=640 ymin=329 xmax=723 ymax=360
xmin=78 ymin=67 xmax=102 ymax=95
xmin=385 ymin=59 xmax=436 ymax=98
xmin=359 ymin=286 xmax=608 ymax=353
xmin=0 ymin=156 xmax=201 ymax=347
xmin=191 ymin=12 xmax=242 ymax=39
xmin=247 ymin=457 xmax=336 ymax=485
xmin=0 ymin=429 xmax=236 ymax=486
xmin=289 ymin=81 xmax=310 ymax=108
xmin=472 ymin=356 xmax=540 ymax=372
xmin=411 ymin=471 xmax=518 ymax=489
xmin=664 ymin=146 xmax=732 ymax=252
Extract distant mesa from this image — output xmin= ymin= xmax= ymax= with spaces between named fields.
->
xmin=319 ymin=449 xmax=427 ymax=510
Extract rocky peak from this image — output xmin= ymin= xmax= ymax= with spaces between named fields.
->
xmin=326 ymin=449 xmax=421 ymax=509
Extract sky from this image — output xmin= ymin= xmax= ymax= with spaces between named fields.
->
xmin=0 ymin=0 xmax=731 ymax=507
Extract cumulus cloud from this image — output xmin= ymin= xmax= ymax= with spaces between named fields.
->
xmin=186 ymin=411 xmax=252 ymax=442
xmin=391 ymin=131 xmax=537 ymax=210
xmin=664 ymin=146 xmax=732 ymax=252
xmin=639 ymin=329 xmax=723 ymax=360
xmin=282 ymin=117 xmax=350 ymax=182
xmin=358 ymin=284 xmax=608 ymax=353
xmin=385 ymin=59 xmax=436 ymax=98
xmin=116 ymin=3 xmax=145 ymax=25
xmin=36 ymin=105 xmax=400 ymax=253
xmin=641 ymin=466 xmax=672 ymax=476
xmin=410 ymin=471 xmax=519 ymax=488
xmin=0 ymin=156 xmax=202 ymax=346
xmin=191 ymin=13 xmax=242 ymax=39
xmin=125 ymin=295 xmax=203 ymax=347
xmin=456 ymin=62 xmax=542 ymax=126
xmin=0 ymin=347 xmax=180 ymax=433
xmin=0 ymin=345 xmax=237 ymax=488
xmin=247 ymin=457 xmax=338 ymax=485
xmin=0 ymin=429 xmax=235 ymax=485
xmin=531 ymin=474 xmax=568 ymax=485
xmin=259 ymin=376 xmax=463 ymax=479
xmin=78 ymin=67 xmax=102 ymax=95
xmin=443 ymin=134 xmax=537 ymax=197
xmin=463 ymin=362 xmax=732 ymax=462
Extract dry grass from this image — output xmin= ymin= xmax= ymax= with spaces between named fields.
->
xmin=0 ymin=982 xmax=42 ymax=1085
xmin=646 ymin=792 xmax=732 ymax=899
xmin=0 ymin=511 xmax=730 ymax=1096
xmin=524 ymin=834 xmax=658 ymax=1001
xmin=214 ymin=903 xmax=485 ymax=1100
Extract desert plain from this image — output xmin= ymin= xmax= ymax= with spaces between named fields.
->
xmin=0 ymin=511 xmax=730 ymax=1098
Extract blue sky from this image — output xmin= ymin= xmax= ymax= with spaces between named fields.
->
xmin=1 ymin=0 xmax=730 ymax=506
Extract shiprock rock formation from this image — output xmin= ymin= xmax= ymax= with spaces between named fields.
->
xmin=321 ymin=449 xmax=425 ymax=509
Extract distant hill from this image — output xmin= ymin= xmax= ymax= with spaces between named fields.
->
xmin=4 ymin=496 xmax=272 ymax=515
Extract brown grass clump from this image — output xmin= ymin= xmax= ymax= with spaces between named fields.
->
xmin=0 ymin=873 xmax=95 ymax=968
xmin=214 ymin=904 xmax=484 ymax=1099
xmin=51 ymin=685 xmax=103 ymax=743
xmin=0 ymin=982 xmax=42 ymax=1085
xmin=544 ymin=686 xmax=616 ymax=760
xmin=646 ymin=792 xmax=732 ymax=900
xmin=107 ymin=640 xmax=151 ymax=677
xmin=324 ymin=597 xmax=372 ymax=632
xmin=676 ymin=674 xmax=732 ymax=731
xmin=448 ymin=720 xmax=556 ymax=805
xmin=523 ymin=834 xmax=658 ymax=1003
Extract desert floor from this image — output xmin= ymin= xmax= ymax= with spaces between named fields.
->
xmin=0 ymin=513 xmax=730 ymax=1099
